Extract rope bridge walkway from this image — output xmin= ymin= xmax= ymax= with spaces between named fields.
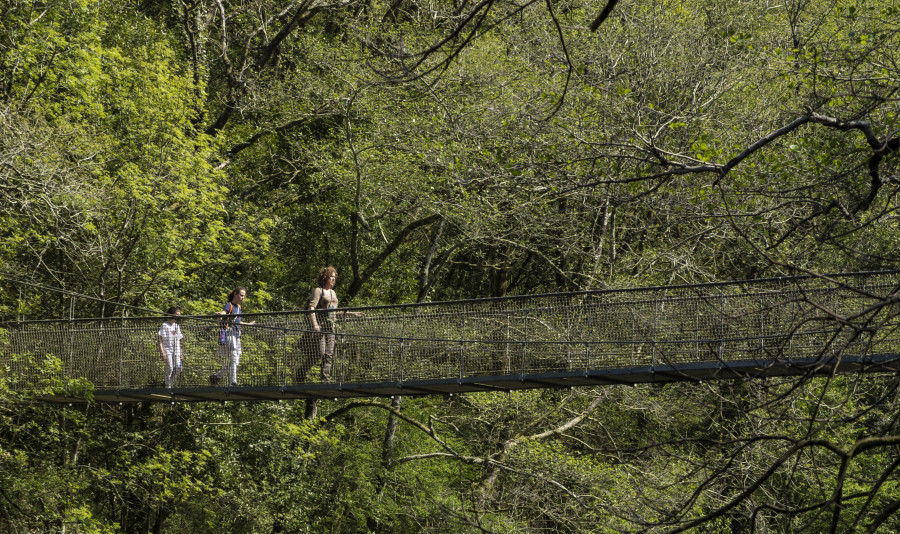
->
xmin=2 ymin=271 xmax=900 ymax=403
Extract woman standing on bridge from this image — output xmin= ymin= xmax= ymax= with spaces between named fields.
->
xmin=209 ymin=286 xmax=255 ymax=387
xmin=298 ymin=267 xmax=361 ymax=382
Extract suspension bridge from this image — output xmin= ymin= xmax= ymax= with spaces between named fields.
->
xmin=2 ymin=271 xmax=900 ymax=403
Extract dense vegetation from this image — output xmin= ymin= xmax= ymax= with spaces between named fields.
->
xmin=1 ymin=0 xmax=899 ymax=531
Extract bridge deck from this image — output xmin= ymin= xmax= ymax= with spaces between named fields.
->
xmin=36 ymin=354 xmax=900 ymax=403
xmin=3 ymin=271 xmax=900 ymax=403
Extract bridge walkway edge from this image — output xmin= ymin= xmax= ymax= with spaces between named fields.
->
xmin=35 ymin=353 xmax=900 ymax=404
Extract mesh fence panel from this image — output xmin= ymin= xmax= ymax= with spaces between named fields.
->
xmin=2 ymin=272 xmax=899 ymax=392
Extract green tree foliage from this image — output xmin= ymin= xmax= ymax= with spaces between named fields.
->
xmin=2 ymin=0 xmax=900 ymax=531
xmin=0 ymin=0 xmax=265 ymax=317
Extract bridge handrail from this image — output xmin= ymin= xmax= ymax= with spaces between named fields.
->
xmin=3 ymin=269 xmax=898 ymax=327
xmin=2 ymin=270 xmax=900 ymax=397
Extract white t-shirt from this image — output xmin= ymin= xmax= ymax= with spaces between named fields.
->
xmin=158 ymin=322 xmax=183 ymax=356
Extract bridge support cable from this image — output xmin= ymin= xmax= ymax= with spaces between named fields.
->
xmin=2 ymin=271 xmax=900 ymax=403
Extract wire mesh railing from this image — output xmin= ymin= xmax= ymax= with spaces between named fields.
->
xmin=2 ymin=271 xmax=900 ymax=394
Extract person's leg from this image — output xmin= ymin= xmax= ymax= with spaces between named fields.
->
xmin=320 ymin=329 xmax=335 ymax=382
xmin=172 ymin=354 xmax=183 ymax=386
xmin=228 ymin=337 xmax=241 ymax=385
xmin=317 ymin=332 xmax=327 ymax=380
xmin=210 ymin=343 xmax=227 ymax=385
xmin=164 ymin=350 xmax=175 ymax=388
xmin=295 ymin=333 xmax=315 ymax=382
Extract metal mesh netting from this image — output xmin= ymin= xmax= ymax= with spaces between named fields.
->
xmin=2 ymin=272 xmax=900 ymax=392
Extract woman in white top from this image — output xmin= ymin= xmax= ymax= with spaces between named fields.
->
xmin=157 ymin=307 xmax=183 ymax=388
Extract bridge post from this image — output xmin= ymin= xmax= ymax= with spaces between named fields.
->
xmin=505 ymin=313 xmax=511 ymax=374
xmin=521 ymin=318 xmax=527 ymax=378
xmin=565 ymin=300 xmax=573 ymax=372
xmin=652 ymin=297 xmax=659 ymax=370
xmin=718 ymin=291 xmax=726 ymax=363
xmin=458 ymin=341 xmax=464 ymax=381
xmin=280 ymin=316 xmax=287 ymax=387
xmin=583 ymin=342 xmax=589 ymax=376
xmin=398 ymin=337 xmax=405 ymax=383
xmin=759 ymin=305 xmax=765 ymax=355
xmin=67 ymin=297 xmax=75 ymax=393
xmin=630 ymin=307 xmax=637 ymax=366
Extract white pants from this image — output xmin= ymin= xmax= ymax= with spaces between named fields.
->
xmin=213 ymin=335 xmax=242 ymax=385
xmin=163 ymin=350 xmax=182 ymax=388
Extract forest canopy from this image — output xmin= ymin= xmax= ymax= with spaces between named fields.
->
xmin=1 ymin=0 xmax=899 ymax=531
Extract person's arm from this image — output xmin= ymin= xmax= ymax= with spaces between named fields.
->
xmin=308 ymin=288 xmax=322 ymax=331
xmin=336 ymin=295 xmax=362 ymax=318
xmin=237 ymin=304 xmax=255 ymax=325
xmin=158 ymin=333 xmax=166 ymax=360
xmin=215 ymin=303 xmax=231 ymax=333
xmin=176 ymin=325 xmax=184 ymax=360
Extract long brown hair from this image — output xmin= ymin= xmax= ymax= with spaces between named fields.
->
xmin=316 ymin=267 xmax=337 ymax=287
xmin=227 ymin=286 xmax=247 ymax=303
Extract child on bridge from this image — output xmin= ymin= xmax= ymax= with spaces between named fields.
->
xmin=157 ymin=307 xmax=183 ymax=388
